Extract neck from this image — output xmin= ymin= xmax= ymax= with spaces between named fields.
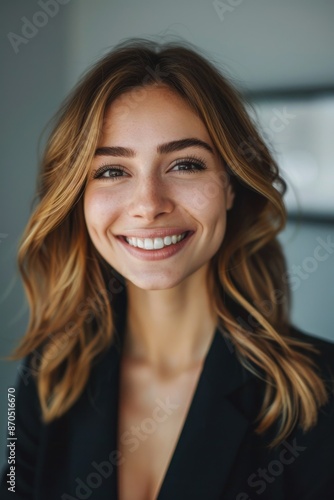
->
xmin=123 ymin=265 xmax=218 ymax=374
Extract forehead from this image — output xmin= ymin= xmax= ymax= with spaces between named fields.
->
xmin=99 ymin=85 xmax=212 ymax=146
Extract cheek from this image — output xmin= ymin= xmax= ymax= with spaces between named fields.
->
xmin=184 ymin=173 xmax=228 ymax=215
xmin=199 ymin=188 xmax=229 ymax=239
xmin=189 ymin=182 xmax=227 ymax=217
xmin=83 ymin=188 xmax=120 ymax=230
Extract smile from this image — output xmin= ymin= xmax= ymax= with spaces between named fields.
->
xmin=117 ymin=230 xmax=194 ymax=261
xmin=125 ymin=232 xmax=188 ymax=250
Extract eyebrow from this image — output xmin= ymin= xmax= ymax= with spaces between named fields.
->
xmin=94 ymin=138 xmax=215 ymax=157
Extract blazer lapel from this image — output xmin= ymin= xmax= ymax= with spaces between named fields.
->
xmin=71 ymin=320 xmax=255 ymax=500
xmin=157 ymin=325 xmax=254 ymax=499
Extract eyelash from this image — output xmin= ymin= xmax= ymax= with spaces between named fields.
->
xmin=92 ymin=155 xmax=208 ymax=181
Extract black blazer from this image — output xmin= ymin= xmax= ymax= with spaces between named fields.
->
xmin=1 ymin=323 xmax=334 ymax=499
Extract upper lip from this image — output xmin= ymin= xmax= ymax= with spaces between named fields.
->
xmin=118 ymin=228 xmax=193 ymax=239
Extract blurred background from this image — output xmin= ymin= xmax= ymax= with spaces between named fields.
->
xmin=1 ymin=0 xmax=333 ymax=469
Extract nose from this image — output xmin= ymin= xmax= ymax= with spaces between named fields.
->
xmin=127 ymin=175 xmax=175 ymax=221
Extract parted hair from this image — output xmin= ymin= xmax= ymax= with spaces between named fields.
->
xmin=14 ymin=37 xmax=329 ymax=448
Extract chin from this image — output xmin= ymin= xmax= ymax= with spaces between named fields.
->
xmin=125 ymin=271 xmax=187 ymax=291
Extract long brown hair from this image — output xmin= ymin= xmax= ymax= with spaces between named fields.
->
xmin=14 ymin=38 xmax=329 ymax=447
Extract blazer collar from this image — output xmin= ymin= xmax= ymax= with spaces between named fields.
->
xmin=85 ymin=319 xmax=255 ymax=499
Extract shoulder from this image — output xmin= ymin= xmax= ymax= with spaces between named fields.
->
xmin=288 ymin=323 xmax=334 ymax=351
xmin=286 ymin=325 xmax=334 ymax=444
xmin=279 ymin=327 xmax=334 ymax=497
xmin=288 ymin=324 xmax=334 ymax=382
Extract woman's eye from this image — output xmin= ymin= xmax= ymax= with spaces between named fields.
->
xmin=92 ymin=159 xmax=207 ymax=180
xmin=171 ymin=161 xmax=207 ymax=173
xmin=93 ymin=167 xmax=127 ymax=180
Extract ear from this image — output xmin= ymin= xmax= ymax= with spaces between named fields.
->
xmin=226 ymin=182 xmax=235 ymax=210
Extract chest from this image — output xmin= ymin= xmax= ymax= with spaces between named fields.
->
xmin=117 ymin=358 xmax=203 ymax=500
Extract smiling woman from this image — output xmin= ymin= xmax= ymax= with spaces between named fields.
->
xmin=1 ymin=38 xmax=334 ymax=500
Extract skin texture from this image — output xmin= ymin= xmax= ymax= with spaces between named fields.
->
xmin=84 ymin=84 xmax=235 ymax=499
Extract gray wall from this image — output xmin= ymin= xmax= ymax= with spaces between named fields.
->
xmin=279 ymin=221 xmax=334 ymax=337
xmin=1 ymin=0 xmax=333 ymax=470
xmin=0 ymin=0 xmax=73 ymax=470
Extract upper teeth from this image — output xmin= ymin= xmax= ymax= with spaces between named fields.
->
xmin=125 ymin=232 xmax=187 ymax=250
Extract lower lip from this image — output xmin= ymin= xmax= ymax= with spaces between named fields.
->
xmin=116 ymin=232 xmax=194 ymax=261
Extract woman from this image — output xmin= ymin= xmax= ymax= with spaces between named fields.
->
xmin=1 ymin=38 xmax=334 ymax=500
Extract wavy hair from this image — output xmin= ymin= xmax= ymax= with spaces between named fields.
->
xmin=13 ymin=38 xmax=329 ymax=447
